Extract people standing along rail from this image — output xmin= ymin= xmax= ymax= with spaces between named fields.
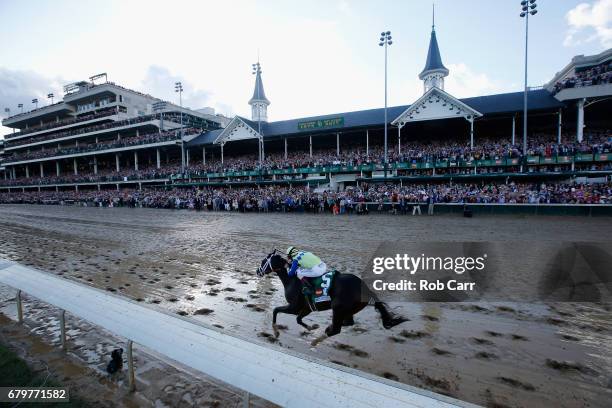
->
xmin=1 ymin=181 xmax=611 ymax=210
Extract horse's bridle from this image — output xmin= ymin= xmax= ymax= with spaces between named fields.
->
xmin=257 ymin=249 xmax=277 ymax=277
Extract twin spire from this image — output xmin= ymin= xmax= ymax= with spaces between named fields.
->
xmin=249 ymin=61 xmax=270 ymax=122
xmin=419 ymin=4 xmax=449 ymax=93
xmin=247 ymin=4 xmax=448 ymax=118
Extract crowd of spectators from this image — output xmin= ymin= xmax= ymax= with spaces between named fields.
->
xmin=6 ymin=112 xmax=173 ymax=148
xmin=0 ymin=162 xmax=180 ymax=187
xmin=2 ymin=133 xmax=610 ymax=188
xmin=3 ymin=128 xmax=200 ymax=163
xmin=6 ymin=107 xmax=119 ymax=140
xmin=553 ymin=61 xmax=612 ymax=93
xmin=183 ymin=133 xmax=611 ymax=176
xmin=1 ymin=181 xmax=610 ymax=210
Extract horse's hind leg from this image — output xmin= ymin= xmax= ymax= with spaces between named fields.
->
xmin=325 ymin=310 xmax=344 ymax=337
xmin=342 ymin=316 xmax=355 ymax=327
xmin=312 ymin=309 xmax=344 ymax=346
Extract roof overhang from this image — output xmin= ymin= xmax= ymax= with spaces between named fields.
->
xmin=213 ymin=116 xmax=262 ymax=145
xmin=391 ymin=87 xmax=483 ymax=127
xmin=418 ymin=67 xmax=449 ymax=80
xmin=545 ymin=48 xmax=612 ymax=90
xmin=2 ymin=103 xmax=74 ymax=128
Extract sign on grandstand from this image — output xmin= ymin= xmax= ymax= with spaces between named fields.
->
xmin=297 ymin=117 xmax=344 ymax=131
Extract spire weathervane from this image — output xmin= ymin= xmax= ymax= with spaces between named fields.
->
xmin=249 ymin=57 xmax=270 ymax=156
xmin=419 ymin=3 xmax=449 ymax=93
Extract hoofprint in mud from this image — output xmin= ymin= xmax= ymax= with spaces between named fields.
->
xmin=0 ymin=204 xmax=610 ymax=407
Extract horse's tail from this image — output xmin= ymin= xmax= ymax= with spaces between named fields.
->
xmin=373 ymin=300 xmax=408 ymax=329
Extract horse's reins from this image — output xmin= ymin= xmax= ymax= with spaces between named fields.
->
xmin=259 ymin=255 xmax=273 ymax=276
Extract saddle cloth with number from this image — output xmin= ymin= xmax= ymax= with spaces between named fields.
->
xmin=310 ymin=270 xmax=337 ymax=304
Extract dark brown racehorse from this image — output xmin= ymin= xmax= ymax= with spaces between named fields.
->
xmin=257 ymin=250 xmax=407 ymax=345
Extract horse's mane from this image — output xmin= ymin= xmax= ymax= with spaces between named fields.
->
xmin=270 ymin=254 xmax=287 ymax=270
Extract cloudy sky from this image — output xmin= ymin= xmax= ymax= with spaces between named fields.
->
xmin=1 ymin=0 xmax=611 ymax=137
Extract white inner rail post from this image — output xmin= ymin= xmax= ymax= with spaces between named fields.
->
xmin=16 ymin=289 xmax=23 ymax=323
xmin=127 ymin=340 xmax=135 ymax=392
xmin=60 ymin=310 xmax=66 ymax=350
xmin=0 ymin=260 xmax=475 ymax=408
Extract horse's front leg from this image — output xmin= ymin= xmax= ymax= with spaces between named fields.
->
xmin=273 ymin=304 xmax=298 ymax=337
xmin=296 ymin=308 xmax=319 ymax=331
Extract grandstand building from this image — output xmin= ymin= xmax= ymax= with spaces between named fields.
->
xmin=182 ymin=25 xmax=611 ymax=190
xmin=0 ymin=77 xmax=228 ymax=190
xmin=1 ymin=23 xmax=611 ymax=194
xmin=0 ymin=139 xmax=6 ymax=179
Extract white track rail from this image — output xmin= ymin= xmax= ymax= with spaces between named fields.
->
xmin=0 ymin=260 xmax=477 ymax=408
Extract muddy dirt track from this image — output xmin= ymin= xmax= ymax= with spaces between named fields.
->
xmin=0 ymin=204 xmax=611 ymax=407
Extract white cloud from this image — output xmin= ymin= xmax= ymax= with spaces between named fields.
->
xmin=140 ymin=65 xmax=236 ymax=118
xmin=140 ymin=66 xmax=212 ymax=110
xmin=445 ymin=63 xmax=512 ymax=98
xmin=337 ymin=0 xmax=353 ymax=16
xmin=0 ymin=1 xmax=513 ymax=134
xmin=564 ymin=0 xmax=612 ymax=48
xmin=0 ymin=68 xmax=67 ymax=138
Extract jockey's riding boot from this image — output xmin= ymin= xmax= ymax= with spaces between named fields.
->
xmin=300 ymin=277 xmax=314 ymax=296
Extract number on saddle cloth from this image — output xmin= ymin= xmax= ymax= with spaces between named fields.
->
xmin=310 ymin=270 xmax=336 ymax=303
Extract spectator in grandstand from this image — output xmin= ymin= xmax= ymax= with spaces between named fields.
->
xmin=553 ymin=61 xmax=612 ymax=93
xmin=2 ymin=181 xmax=610 ymax=208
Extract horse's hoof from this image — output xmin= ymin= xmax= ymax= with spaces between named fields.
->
xmin=272 ymin=324 xmax=280 ymax=338
xmin=325 ymin=326 xmax=339 ymax=337
xmin=308 ymin=324 xmax=320 ymax=331
xmin=384 ymin=317 xmax=409 ymax=329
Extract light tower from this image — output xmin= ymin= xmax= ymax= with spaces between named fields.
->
xmin=175 ymin=81 xmax=185 ymax=174
xmin=379 ymin=30 xmax=393 ymax=179
xmin=520 ymin=0 xmax=538 ymax=155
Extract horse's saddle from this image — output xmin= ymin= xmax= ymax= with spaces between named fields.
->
xmin=309 ymin=270 xmax=337 ymax=304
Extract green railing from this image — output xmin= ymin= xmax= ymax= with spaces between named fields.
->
xmin=171 ymin=178 xmax=330 ymax=188
xmin=178 ymin=154 xmax=611 ymax=180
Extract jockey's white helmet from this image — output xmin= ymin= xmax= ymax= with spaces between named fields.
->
xmin=286 ymin=246 xmax=299 ymax=258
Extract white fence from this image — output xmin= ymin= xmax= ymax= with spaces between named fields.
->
xmin=0 ymin=260 xmax=477 ymax=408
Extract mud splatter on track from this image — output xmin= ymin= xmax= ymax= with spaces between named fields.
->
xmin=0 ymin=204 xmax=611 ymax=407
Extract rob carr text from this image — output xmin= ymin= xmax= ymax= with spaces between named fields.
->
xmin=372 ymin=279 xmax=476 ymax=291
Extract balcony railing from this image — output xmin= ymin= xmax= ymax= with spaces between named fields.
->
xmin=5 ymin=107 xmax=119 ymax=139
xmin=3 ymin=129 xmax=200 ymax=164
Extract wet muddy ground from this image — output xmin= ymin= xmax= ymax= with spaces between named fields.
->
xmin=0 ymin=204 xmax=611 ymax=407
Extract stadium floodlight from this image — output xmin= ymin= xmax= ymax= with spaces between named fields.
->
xmin=379 ymin=30 xmax=393 ymax=178
xmin=18 ymin=103 xmax=23 ymax=113
xmin=520 ymin=0 xmax=538 ymax=156
xmin=174 ymin=82 xmax=185 ymax=174
xmin=47 ymin=93 xmax=54 ymax=104
xmin=32 ymin=98 xmax=38 ymax=109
